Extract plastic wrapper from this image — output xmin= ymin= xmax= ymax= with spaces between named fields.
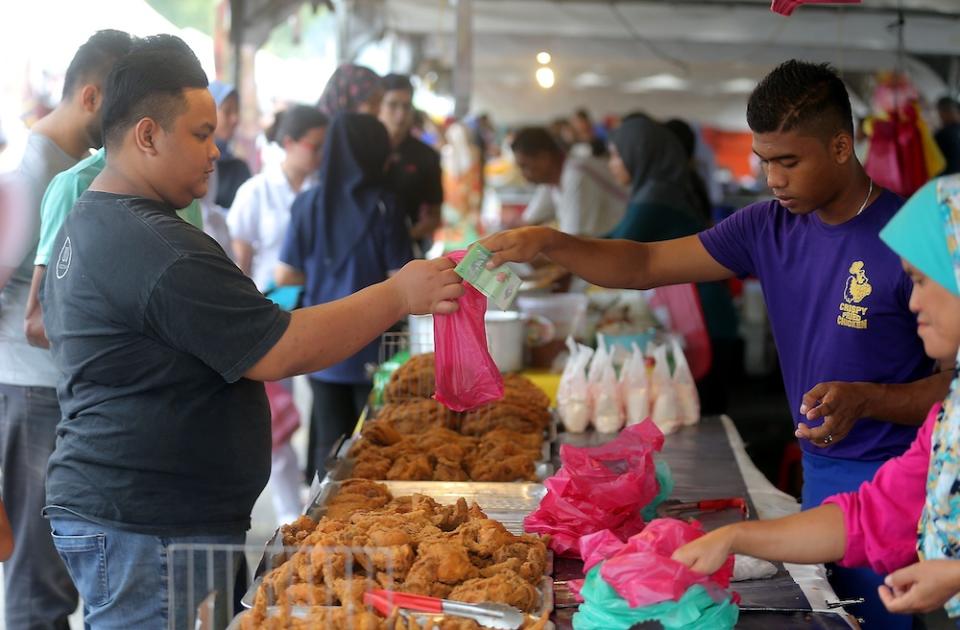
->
xmin=671 ymin=338 xmax=700 ymax=427
xmin=523 ymin=421 xmax=667 ymax=556
xmin=573 ymin=568 xmax=739 ymax=630
xmin=650 ymin=345 xmax=680 ymax=435
xmin=558 ymin=336 xmax=593 ymax=432
xmin=620 ymin=342 xmax=650 ymax=426
xmin=589 ymin=336 xmax=623 ymax=433
xmin=640 ymin=459 xmax=675 ymax=522
xmin=598 ymin=518 xmax=734 ymax=608
xmin=433 ymin=249 xmax=504 ymax=412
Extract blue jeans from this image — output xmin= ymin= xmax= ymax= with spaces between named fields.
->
xmin=48 ymin=513 xmax=244 ymax=630
xmin=802 ymin=451 xmax=914 ymax=630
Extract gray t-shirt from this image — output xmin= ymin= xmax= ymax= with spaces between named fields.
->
xmin=43 ymin=192 xmax=290 ymax=535
xmin=0 ymin=132 xmax=77 ymax=387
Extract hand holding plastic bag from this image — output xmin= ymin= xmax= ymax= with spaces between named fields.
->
xmin=433 ymin=249 xmax=504 ymax=412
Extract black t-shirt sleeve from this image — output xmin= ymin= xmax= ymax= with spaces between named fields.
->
xmin=143 ymin=253 xmax=291 ymax=383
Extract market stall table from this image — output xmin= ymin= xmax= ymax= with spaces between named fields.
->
xmin=551 ymin=416 xmax=859 ymax=629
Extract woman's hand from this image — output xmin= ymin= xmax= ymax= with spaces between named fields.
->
xmin=878 ymin=560 xmax=960 ymax=614
xmin=671 ymin=525 xmax=738 ymax=575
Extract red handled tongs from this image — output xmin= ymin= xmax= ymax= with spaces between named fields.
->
xmin=364 ymin=589 xmax=526 ymax=629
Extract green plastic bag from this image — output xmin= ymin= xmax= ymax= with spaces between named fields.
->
xmin=371 ymin=350 xmax=411 ymax=407
xmin=573 ymin=566 xmax=739 ymax=630
xmin=641 ymin=459 xmax=675 ymax=522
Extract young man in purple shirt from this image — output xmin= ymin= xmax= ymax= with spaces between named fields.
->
xmin=482 ymin=60 xmax=952 ymax=628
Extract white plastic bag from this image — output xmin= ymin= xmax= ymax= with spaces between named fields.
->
xmin=620 ymin=342 xmax=650 ymax=426
xmin=558 ymin=336 xmax=592 ymax=433
xmin=589 ymin=336 xmax=623 ymax=433
xmin=671 ymin=337 xmax=700 ymax=426
xmin=650 ymin=344 xmax=681 ymax=435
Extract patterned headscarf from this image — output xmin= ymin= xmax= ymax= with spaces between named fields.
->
xmin=317 ymin=64 xmax=382 ymax=118
xmin=882 ymin=174 xmax=960 ymax=617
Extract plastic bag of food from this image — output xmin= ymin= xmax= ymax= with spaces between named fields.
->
xmin=523 ymin=421 xmax=666 ymax=556
xmin=558 ymin=336 xmax=593 ymax=432
xmin=573 ymin=567 xmax=739 ymax=630
xmin=650 ymin=345 xmax=681 ymax=435
xmin=589 ymin=336 xmax=623 ymax=433
xmin=592 ymin=519 xmax=734 ymax=608
xmin=672 ymin=337 xmax=700 ymax=426
xmin=620 ymin=342 xmax=650 ymax=426
xmin=433 ymin=250 xmax=504 ymax=412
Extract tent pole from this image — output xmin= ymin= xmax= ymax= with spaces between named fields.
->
xmin=453 ymin=0 xmax=473 ymax=119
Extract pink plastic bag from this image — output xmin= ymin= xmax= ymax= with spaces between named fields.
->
xmin=265 ymin=381 xmax=301 ymax=451
xmin=599 ymin=519 xmax=734 ymax=608
xmin=523 ymin=421 xmax=665 ymax=556
xmin=433 ymin=250 xmax=504 ymax=412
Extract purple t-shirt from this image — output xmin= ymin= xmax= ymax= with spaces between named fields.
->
xmin=700 ymin=190 xmax=934 ymax=461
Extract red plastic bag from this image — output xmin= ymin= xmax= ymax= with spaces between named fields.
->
xmin=433 ymin=250 xmax=504 ymax=412
xmin=585 ymin=519 xmax=734 ymax=608
xmin=523 ymin=421 xmax=665 ymax=556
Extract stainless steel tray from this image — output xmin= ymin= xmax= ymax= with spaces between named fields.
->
xmin=325 ymin=454 xmax=554 ymax=484
xmin=228 ymin=609 xmax=555 ymax=630
xmin=237 ymin=575 xmax=555 ymax=629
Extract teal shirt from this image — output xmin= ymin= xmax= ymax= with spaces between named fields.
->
xmin=609 ymin=200 xmax=739 ymax=340
xmin=34 ymin=149 xmax=203 ymax=266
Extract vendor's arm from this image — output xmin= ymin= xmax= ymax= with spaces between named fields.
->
xmin=797 ymin=369 xmax=953 ymax=445
xmin=672 ymin=505 xmax=847 ymax=575
xmin=483 ymin=227 xmax=734 ymax=289
xmin=246 ymin=258 xmax=461 ymax=381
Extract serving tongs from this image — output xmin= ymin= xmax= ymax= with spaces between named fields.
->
xmin=364 ymin=588 xmax=526 ymax=629
xmin=656 ymin=497 xmax=749 ymax=520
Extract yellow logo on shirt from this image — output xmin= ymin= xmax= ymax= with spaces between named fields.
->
xmin=837 ymin=261 xmax=871 ymax=330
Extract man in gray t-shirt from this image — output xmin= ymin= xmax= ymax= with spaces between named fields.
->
xmin=0 ymin=29 xmax=133 ymax=630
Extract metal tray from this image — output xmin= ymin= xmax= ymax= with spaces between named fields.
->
xmin=325 ymin=454 xmax=554 ymax=484
xmin=238 ymin=574 xmax=554 ymax=628
xmin=228 ymin=609 xmax=555 ymax=630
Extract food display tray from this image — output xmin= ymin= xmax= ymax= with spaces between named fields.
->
xmin=324 ymin=455 xmax=554 ymax=484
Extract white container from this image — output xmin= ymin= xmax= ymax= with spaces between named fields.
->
xmin=406 ymin=311 xmax=528 ymax=373
xmin=484 ymin=311 xmax=527 ymax=373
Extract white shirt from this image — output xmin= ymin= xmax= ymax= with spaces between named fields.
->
xmin=227 ymin=162 xmax=314 ymax=291
xmin=521 ymin=155 xmax=627 ymax=237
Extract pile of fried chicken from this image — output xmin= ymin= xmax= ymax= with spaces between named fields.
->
xmin=241 ymin=480 xmax=550 ymax=630
xmin=345 ymin=355 xmax=552 ymax=482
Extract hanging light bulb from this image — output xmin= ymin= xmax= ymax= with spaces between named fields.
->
xmin=536 ymin=66 xmax=555 ymax=89
xmin=536 ymin=51 xmax=551 ymax=65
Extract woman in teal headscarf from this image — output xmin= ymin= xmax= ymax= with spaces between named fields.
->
xmin=670 ymin=174 xmax=960 ymax=626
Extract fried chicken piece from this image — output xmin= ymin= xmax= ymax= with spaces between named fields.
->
xmin=491 ymin=536 xmax=549 ymax=584
xmin=433 ymin=457 xmax=470 ymax=481
xmin=481 ymin=427 xmax=544 ymax=452
xmin=376 ymin=399 xmax=458 ymax=433
xmin=355 ymin=544 xmax=415 ymax=577
xmin=466 ymin=453 xmax=537 ymax=482
xmin=416 ymin=539 xmax=480 ymax=583
xmin=447 ymin=569 xmax=540 ymax=613
xmin=453 ymin=519 xmax=517 ymax=558
xmin=384 ymin=353 xmax=436 ymax=402
xmin=325 ymin=479 xmax=393 ymax=519
xmin=279 ymin=515 xmax=317 ymax=547
xmin=356 ymin=421 xmax=404 ymax=446
xmin=386 ymin=453 xmax=434 ymax=481
xmin=460 ymin=401 xmax=551 ymax=436
xmin=283 ymin=583 xmax=333 ymax=606
xmin=352 ymin=453 xmax=394 ymax=480
xmin=401 ymin=555 xmax=456 ymax=598
xmin=502 ymin=373 xmax=551 ymax=409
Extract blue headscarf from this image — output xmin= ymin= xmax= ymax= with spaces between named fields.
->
xmin=296 ymin=113 xmax=394 ymax=273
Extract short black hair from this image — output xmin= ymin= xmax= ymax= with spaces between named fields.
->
xmin=747 ymin=60 xmax=854 ymax=139
xmin=573 ymin=108 xmax=591 ymax=121
xmin=101 ymin=35 xmax=208 ymax=150
xmin=382 ymin=73 xmax=413 ymax=94
xmin=267 ymin=105 xmax=328 ymax=143
xmin=511 ymin=127 xmax=561 ymax=157
xmin=62 ymin=30 xmax=135 ymax=99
